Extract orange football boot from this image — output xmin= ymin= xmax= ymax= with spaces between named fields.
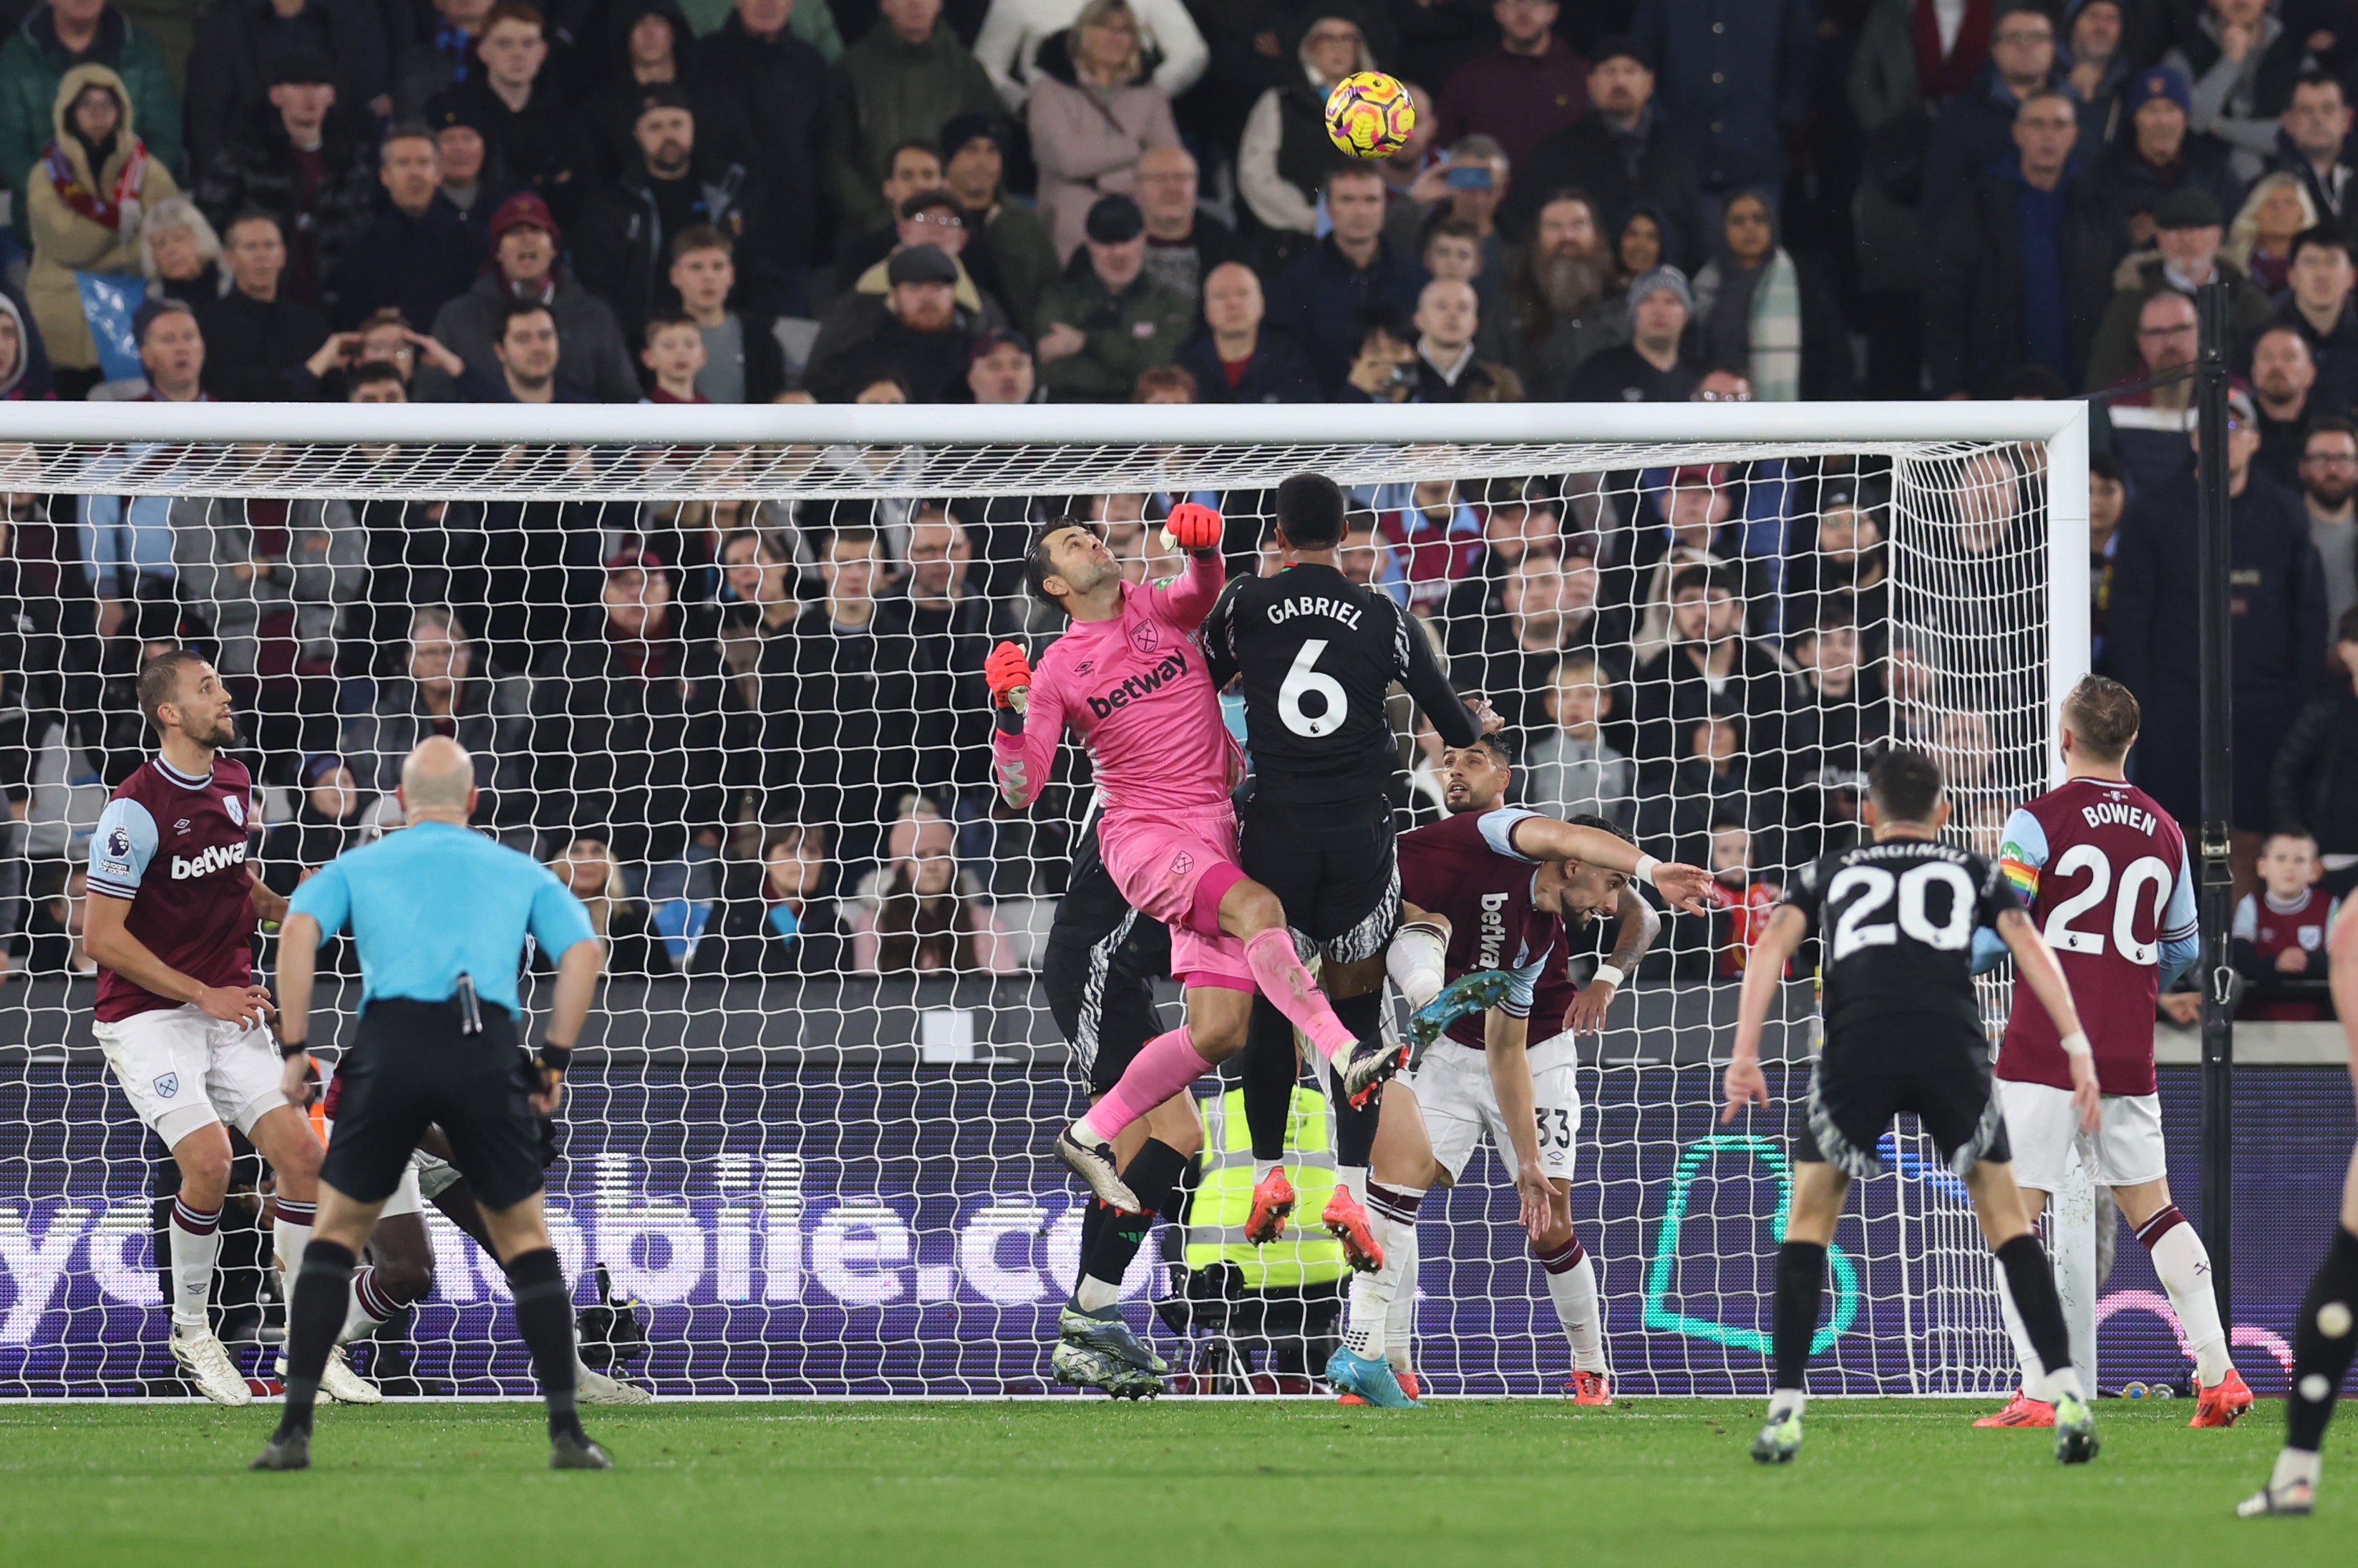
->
xmin=1321 ymin=1185 xmax=1384 ymax=1272
xmin=1566 ymin=1369 xmax=1613 ymax=1406
xmin=2190 ymin=1368 xmax=2255 ymax=1428
xmin=1972 ymin=1391 xmax=2056 ymax=1427
xmin=1244 ymin=1167 xmax=1296 ymax=1245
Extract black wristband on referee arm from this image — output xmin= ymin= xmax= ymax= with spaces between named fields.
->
xmin=278 ymin=1036 xmax=308 ymax=1061
xmin=537 ymin=1042 xmax=573 ymax=1076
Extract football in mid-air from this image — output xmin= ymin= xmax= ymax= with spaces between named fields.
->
xmin=1324 ymin=71 xmax=1415 ymax=160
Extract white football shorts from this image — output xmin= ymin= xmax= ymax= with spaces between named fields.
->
xmin=1997 ymin=1078 xmax=2169 ymax=1194
xmin=95 ymin=1004 xmax=288 ymax=1149
xmin=1405 ymin=1033 xmax=1581 ymax=1184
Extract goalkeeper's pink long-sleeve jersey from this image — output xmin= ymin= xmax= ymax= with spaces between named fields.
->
xmin=992 ymin=552 xmax=1242 ymax=813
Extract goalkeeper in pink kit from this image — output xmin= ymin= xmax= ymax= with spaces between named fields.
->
xmin=989 ymin=505 xmax=1397 ymax=1211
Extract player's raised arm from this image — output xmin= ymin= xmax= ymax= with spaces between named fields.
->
xmin=1142 ymin=502 xmax=1226 ymax=627
xmin=1996 ymin=907 xmax=2101 ymax=1135
xmin=1721 ymin=904 xmax=1807 ymax=1122
xmin=1505 ymin=814 xmax=1714 ymax=913
xmin=1396 ymin=604 xmax=1484 ymax=750
xmin=986 ymin=641 xmax=1063 ymax=811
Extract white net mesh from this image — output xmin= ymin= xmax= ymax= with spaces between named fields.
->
xmin=0 ymin=426 xmax=2065 ymax=1398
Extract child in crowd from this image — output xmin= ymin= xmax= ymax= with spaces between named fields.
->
xmin=642 ymin=313 xmax=710 ymax=404
xmin=2232 ymin=829 xmax=2337 ymax=1021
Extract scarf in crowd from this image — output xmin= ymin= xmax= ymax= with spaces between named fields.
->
xmin=42 ymin=136 xmax=145 ymax=230
xmin=1693 ymin=248 xmax=1803 ymax=402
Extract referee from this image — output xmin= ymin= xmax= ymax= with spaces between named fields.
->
xmin=251 ymin=738 xmax=608 ymax=1471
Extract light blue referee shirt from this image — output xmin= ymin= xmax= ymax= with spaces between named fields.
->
xmin=287 ymin=820 xmax=596 ymax=1012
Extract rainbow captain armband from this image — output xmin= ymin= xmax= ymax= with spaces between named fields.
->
xmin=1999 ymin=847 xmax=2040 ymax=901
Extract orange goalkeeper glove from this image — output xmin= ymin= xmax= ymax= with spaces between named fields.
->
xmin=1165 ymin=501 xmax=1223 ymax=554
xmin=986 ymin=641 xmax=1033 ymax=730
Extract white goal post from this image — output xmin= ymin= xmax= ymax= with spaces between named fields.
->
xmin=0 ymin=398 xmax=2109 ymax=1399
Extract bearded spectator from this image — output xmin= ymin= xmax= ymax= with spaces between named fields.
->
xmin=2250 ymin=323 xmax=2319 ymax=486
xmin=1175 ymin=260 xmax=1319 ymax=404
xmin=2301 ymin=418 xmax=2358 ymax=643
xmin=419 ymin=190 xmax=639 ymax=402
xmin=1504 ymin=190 xmax=1621 ymax=397
xmin=805 ymin=243 xmax=979 ymax=402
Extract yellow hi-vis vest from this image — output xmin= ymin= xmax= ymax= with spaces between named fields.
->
xmin=1184 ymin=1086 xmax=1349 ymax=1290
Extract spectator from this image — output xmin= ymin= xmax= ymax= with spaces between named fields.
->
xmin=329 ymin=122 xmax=484 ymax=331
xmin=419 ymin=189 xmax=639 ymax=401
xmin=873 ymin=507 xmax=1002 ymax=830
xmin=128 ymin=293 xmax=203 ymax=402
xmin=1441 ymin=477 xmax=1569 ymax=633
xmin=547 ymin=834 xmax=659 ymax=976
xmin=693 ymin=0 xmax=829 ymax=309
xmin=1628 ymin=561 xmax=1789 ymax=772
xmin=1033 ymin=193 xmax=1191 ymax=402
xmin=1510 ymin=35 xmax=1702 ymax=266
xmin=1132 ymin=362 xmax=1193 ymax=401
xmin=194 ymin=210 xmax=329 ymax=399
xmin=2275 ymin=608 xmax=2358 ymax=856
xmin=24 ymin=64 xmax=177 ymax=396
xmin=836 ymin=139 xmax=948 ymax=278
xmin=2097 ymin=65 xmax=2243 ymax=250
xmin=472 ymin=296 xmax=592 ymax=401
xmin=1431 ymin=0 xmax=1586 ymax=177
xmin=1236 ymin=3 xmax=1374 ymax=246
xmin=712 ymin=822 xmax=848 ymax=976
xmin=971 ymin=0 xmax=1206 ymax=112
xmin=1520 ymin=651 xmax=1634 ymax=833
xmin=258 ymin=753 xmax=369 ymax=899
xmin=939 ymin=113 xmax=1059 ymax=327
xmin=806 ymin=242 xmax=979 ymax=401
xmin=1266 ymin=165 xmax=1427 ymax=394
xmin=311 ymin=306 xmax=467 ymax=399
xmin=2230 ymin=828 xmax=2335 ymax=1020
xmin=1499 ymin=190 xmax=1618 ymax=398
xmin=182 ymin=0 xmax=374 ymax=174
xmin=1364 ymin=276 xmax=1519 ymax=403
xmin=2084 ymin=188 xmax=2273 ymax=389
xmin=1784 ymin=476 xmax=1891 ymax=661
xmin=1457 ymin=545 xmax=1606 ymax=732
xmin=1337 ymin=302 xmax=1415 ymax=403
xmin=2274 ymin=69 xmax=2358 ymax=248
xmin=2303 ymin=417 xmax=2358 ymax=639
xmin=1783 ymin=611 xmax=1889 ymax=837
xmin=2062 ymin=0 xmax=2130 ymax=152
xmin=1845 ymin=0 xmax=1964 ymax=401
xmin=1132 ymin=142 xmax=1238 ymax=305
xmin=2111 ymin=386 xmax=2327 ymax=839
xmin=1633 ymin=0 xmax=1813 ymax=218
xmin=850 ymin=804 xmax=1017 ymax=974
xmin=441 ymin=2 xmax=582 ymax=222
xmin=1919 ymin=1 xmax=2058 ymax=232
xmin=574 ymin=87 xmax=775 ymax=336
xmin=344 ymin=357 xmax=406 ymax=401
xmin=2251 ymin=323 xmax=2318 ymax=484
xmin=668 ymin=225 xmax=785 ymax=402
xmin=2277 ymin=225 xmax=2358 ymax=419
xmin=339 ymin=604 xmax=530 ymax=829
xmin=392 ymin=0 xmax=491 ymax=120
xmin=1430 ymin=132 xmax=1511 ymax=281
xmin=2226 ymin=169 xmax=2319 ymax=293
xmin=763 ymin=524 xmax=890 ymax=867
xmin=640 ymin=311 xmax=704 ymax=401
xmin=1690 ymin=188 xmax=1848 ymax=402
xmin=138 ymin=195 xmax=223 ymax=306
xmin=584 ymin=0 xmax=714 ymax=185
xmin=0 ymin=281 xmax=50 ymax=398
xmin=964 ymin=323 xmax=1038 ymax=402
xmin=1025 ymin=0 xmax=1178 ymax=260
xmin=0 ymin=0 xmax=182 ymax=213
xmin=1566 ymin=263 xmax=1698 ymax=402
xmin=828 ymin=0 xmax=999 ymax=238
xmin=191 ymin=50 xmax=375 ymax=313
xmin=1174 ymin=259 xmax=1319 ymax=403
xmin=1421 ymin=216 xmax=1508 ymax=366
xmin=844 ymin=188 xmax=1017 ymax=326
xmin=533 ymin=548 xmax=724 ymax=864
xmin=1632 ymin=709 xmax=1757 ymax=874
xmin=422 ymin=92 xmax=504 ymax=233
xmin=2165 ymin=0 xmax=2314 ymax=183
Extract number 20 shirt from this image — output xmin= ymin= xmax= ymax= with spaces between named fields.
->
xmin=1996 ymin=778 xmax=2198 ymax=1096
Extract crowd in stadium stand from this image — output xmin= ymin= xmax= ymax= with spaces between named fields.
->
xmin=2 ymin=0 xmax=2358 ymax=1013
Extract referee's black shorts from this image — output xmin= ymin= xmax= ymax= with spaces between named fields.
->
xmin=1042 ymin=819 xmax=1171 ymax=1097
xmin=321 ymin=999 xmax=550 ymax=1211
xmin=1237 ymin=792 xmax=1399 ymax=964
xmin=1795 ymin=1024 xmax=2012 ymax=1181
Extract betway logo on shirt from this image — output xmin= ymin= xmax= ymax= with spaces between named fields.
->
xmin=1085 ymin=649 xmax=1188 ymax=718
xmin=171 ymin=842 xmax=246 ymax=880
xmin=1478 ymin=891 xmax=1509 ymax=970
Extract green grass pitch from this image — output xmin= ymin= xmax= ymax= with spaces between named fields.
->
xmin=0 ymin=1399 xmax=2347 ymax=1567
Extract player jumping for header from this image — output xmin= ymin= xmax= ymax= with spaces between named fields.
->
xmin=1974 ymin=675 xmax=2246 ymax=1430
xmin=82 ymin=649 xmax=371 ymax=1407
xmin=987 ymin=505 xmax=1402 ymax=1214
xmin=1200 ymin=473 xmax=1500 ymax=1270
xmin=1724 ymin=749 xmax=2103 ymax=1466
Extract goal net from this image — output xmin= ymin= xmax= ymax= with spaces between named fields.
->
xmin=0 ymin=401 xmax=2095 ymax=1398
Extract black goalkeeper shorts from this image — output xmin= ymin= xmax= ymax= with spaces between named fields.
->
xmin=1237 ymin=792 xmax=1399 ymax=964
xmin=1043 ymin=817 xmax=1172 ymax=1096
xmin=1795 ymin=1025 xmax=2012 ymax=1181
xmin=321 ymin=1000 xmax=550 ymax=1212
